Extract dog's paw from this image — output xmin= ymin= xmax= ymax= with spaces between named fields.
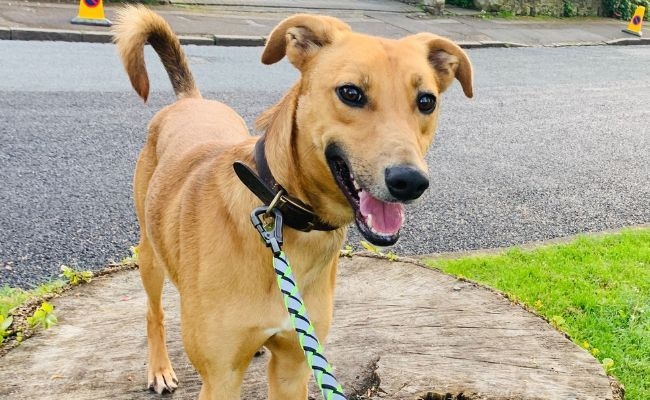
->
xmin=148 ymin=368 xmax=179 ymax=394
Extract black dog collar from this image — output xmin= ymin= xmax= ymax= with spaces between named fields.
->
xmin=233 ymin=136 xmax=338 ymax=233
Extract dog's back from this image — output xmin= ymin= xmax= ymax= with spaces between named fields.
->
xmin=113 ymin=6 xmax=249 ymax=184
xmin=113 ymin=5 xmax=251 ymax=267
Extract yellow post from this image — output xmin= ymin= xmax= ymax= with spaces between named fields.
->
xmin=70 ymin=0 xmax=111 ymax=27
xmin=622 ymin=6 xmax=645 ymax=37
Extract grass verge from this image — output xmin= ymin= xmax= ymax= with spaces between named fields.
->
xmin=0 ymin=255 xmax=138 ymax=356
xmin=0 ymin=281 xmax=66 ymax=319
xmin=0 ymin=280 xmax=68 ymax=354
xmin=426 ymin=228 xmax=650 ymax=400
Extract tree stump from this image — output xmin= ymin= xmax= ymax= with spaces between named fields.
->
xmin=0 ymin=256 xmax=617 ymax=399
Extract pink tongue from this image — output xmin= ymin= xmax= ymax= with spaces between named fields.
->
xmin=359 ymin=191 xmax=405 ymax=235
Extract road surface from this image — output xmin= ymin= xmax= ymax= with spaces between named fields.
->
xmin=1 ymin=41 xmax=648 ymax=288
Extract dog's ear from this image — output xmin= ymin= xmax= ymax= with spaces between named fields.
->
xmin=261 ymin=14 xmax=351 ymax=70
xmin=406 ymin=33 xmax=474 ymax=98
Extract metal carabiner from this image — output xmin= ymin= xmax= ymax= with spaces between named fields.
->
xmin=251 ymin=206 xmax=284 ymax=256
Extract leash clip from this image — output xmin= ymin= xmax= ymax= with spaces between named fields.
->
xmin=251 ymin=206 xmax=284 ymax=255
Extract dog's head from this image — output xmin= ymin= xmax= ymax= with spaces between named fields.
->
xmin=260 ymin=14 xmax=473 ymax=246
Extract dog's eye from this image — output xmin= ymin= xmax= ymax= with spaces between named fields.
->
xmin=336 ymin=85 xmax=367 ymax=108
xmin=416 ymin=92 xmax=437 ymax=114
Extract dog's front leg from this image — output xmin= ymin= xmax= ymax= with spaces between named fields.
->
xmin=196 ymin=371 xmax=245 ymax=400
xmin=181 ymin=305 xmax=260 ymax=400
xmin=188 ymin=343 xmax=249 ymax=400
xmin=266 ymin=334 xmax=312 ymax=400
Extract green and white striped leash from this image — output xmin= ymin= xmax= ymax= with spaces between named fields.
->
xmin=251 ymin=206 xmax=347 ymax=400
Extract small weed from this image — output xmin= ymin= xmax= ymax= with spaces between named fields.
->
xmin=563 ymin=0 xmax=576 ymax=17
xmin=1 ymin=270 xmax=90 ymax=350
xmin=602 ymin=358 xmax=616 ymax=375
xmin=476 ymin=9 xmax=515 ymax=19
xmin=582 ymin=340 xmax=601 ymax=357
xmin=497 ymin=10 xmax=515 ymax=17
xmin=340 ymin=245 xmax=354 ymax=257
xmin=476 ymin=10 xmax=492 ymax=19
xmin=28 ymin=280 xmax=67 ymax=298
xmin=27 ymin=302 xmax=57 ymax=330
xmin=0 ymin=286 xmax=29 ymax=318
xmin=60 ymin=265 xmax=93 ymax=286
xmin=0 ymin=314 xmax=13 ymax=343
xmin=0 ymin=280 xmax=69 ymax=351
xmin=386 ymin=251 xmax=399 ymax=262
xmin=360 ymin=240 xmax=381 ymax=254
xmin=360 ymin=241 xmax=399 ymax=261
xmin=120 ymin=246 xmax=140 ymax=265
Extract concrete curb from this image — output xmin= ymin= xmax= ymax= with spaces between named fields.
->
xmin=606 ymin=37 xmax=650 ymax=45
xmin=1 ymin=26 xmax=649 ymax=48
xmin=213 ymin=34 xmax=266 ymax=46
xmin=459 ymin=40 xmax=529 ymax=48
xmin=1 ymin=27 xmax=263 ymax=46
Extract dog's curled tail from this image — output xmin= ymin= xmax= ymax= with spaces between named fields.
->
xmin=113 ymin=5 xmax=200 ymax=102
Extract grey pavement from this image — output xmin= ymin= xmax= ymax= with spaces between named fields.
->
xmin=0 ymin=0 xmax=649 ymax=47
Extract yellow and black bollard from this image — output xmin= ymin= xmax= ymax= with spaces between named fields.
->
xmin=71 ymin=0 xmax=112 ymax=27
xmin=622 ymin=6 xmax=645 ymax=37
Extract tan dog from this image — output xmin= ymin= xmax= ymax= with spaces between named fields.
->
xmin=113 ymin=5 xmax=472 ymax=399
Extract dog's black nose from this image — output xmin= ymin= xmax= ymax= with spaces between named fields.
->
xmin=385 ymin=166 xmax=429 ymax=201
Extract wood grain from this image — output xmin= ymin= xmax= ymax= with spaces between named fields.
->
xmin=0 ymin=256 xmax=615 ymax=399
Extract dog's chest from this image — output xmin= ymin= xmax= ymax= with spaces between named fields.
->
xmin=263 ymin=316 xmax=294 ymax=337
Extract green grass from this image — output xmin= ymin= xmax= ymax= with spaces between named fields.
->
xmin=1 ymin=279 xmax=75 ymax=347
xmin=426 ymin=228 xmax=650 ymax=400
xmin=0 ymin=281 xmax=66 ymax=319
xmin=1 ymin=258 xmax=134 ymax=349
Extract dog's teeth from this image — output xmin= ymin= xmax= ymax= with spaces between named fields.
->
xmin=366 ymin=214 xmax=373 ymax=228
xmin=350 ymin=175 xmax=361 ymax=191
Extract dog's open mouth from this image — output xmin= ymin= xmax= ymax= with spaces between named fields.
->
xmin=326 ymin=145 xmax=405 ymax=246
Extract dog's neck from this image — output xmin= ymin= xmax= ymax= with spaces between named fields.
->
xmin=246 ymin=84 xmax=342 ymax=232
xmin=255 ymin=84 xmax=301 ymax=192
xmin=253 ymin=136 xmax=281 ymax=196
xmin=241 ymin=135 xmax=336 ymax=232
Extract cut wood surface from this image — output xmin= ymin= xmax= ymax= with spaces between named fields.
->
xmin=0 ymin=256 xmax=616 ymax=399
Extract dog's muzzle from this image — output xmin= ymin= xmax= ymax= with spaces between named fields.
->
xmin=325 ymin=143 xmax=429 ymax=247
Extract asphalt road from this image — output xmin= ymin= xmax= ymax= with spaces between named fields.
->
xmin=1 ymin=41 xmax=648 ymax=288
